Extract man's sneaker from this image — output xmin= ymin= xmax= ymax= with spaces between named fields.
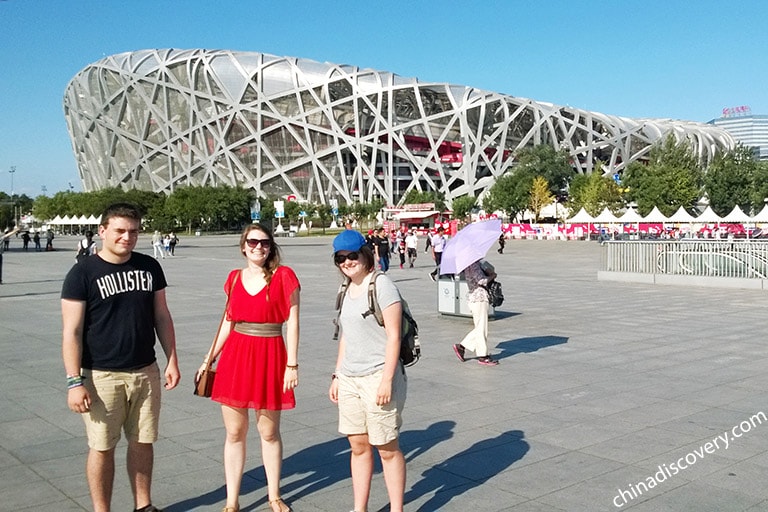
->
xmin=477 ymin=356 xmax=499 ymax=366
xmin=429 ymin=272 xmax=436 ymax=282
xmin=452 ymin=344 xmax=466 ymax=362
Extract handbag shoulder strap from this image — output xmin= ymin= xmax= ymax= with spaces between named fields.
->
xmin=202 ymin=271 xmax=240 ymax=367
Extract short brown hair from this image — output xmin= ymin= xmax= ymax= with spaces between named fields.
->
xmin=99 ymin=203 xmax=142 ymax=228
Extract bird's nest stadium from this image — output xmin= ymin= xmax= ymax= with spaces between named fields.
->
xmin=63 ymin=49 xmax=735 ymax=206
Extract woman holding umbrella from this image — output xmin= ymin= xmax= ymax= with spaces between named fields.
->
xmin=452 ymin=259 xmax=499 ymax=366
xmin=439 ymin=219 xmax=503 ymax=366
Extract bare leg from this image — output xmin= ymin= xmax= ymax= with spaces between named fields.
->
xmin=378 ymin=439 xmax=406 ymax=512
xmin=127 ymin=440 xmax=154 ymax=510
xmin=348 ymin=434 xmax=374 ymax=512
xmin=257 ymin=410 xmax=290 ymax=510
xmin=87 ymin=447 xmax=115 ymax=512
xmin=222 ymin=405 xmax=250 ymax=510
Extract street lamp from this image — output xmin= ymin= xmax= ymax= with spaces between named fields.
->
xmin=9 ymin=166 xmax=17 ymax=227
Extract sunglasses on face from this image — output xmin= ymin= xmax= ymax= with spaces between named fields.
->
xmin=334 ymin=251 xmax=360 ymax=265
xmin=245 ymin=238 xmax=272 ymax=249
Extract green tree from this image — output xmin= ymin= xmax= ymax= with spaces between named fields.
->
xmin=622 ymin=135 xmax=703 ymax=216
xmin=515 ymin=144 xmax=575 ymax=196
xmin=529 ymin=176 xmax=554 ymax=221
xmin=402 ymin=189 xmax=446 ymax=212
xmin=451 ymin=195 xmax=476 ymax=221
xmin=704 ymin=145 xmax=757 ymax=216
xmin=752 ymin=160 xmax=768 ymax=212
xmin=483 ymin=167 xmax=535 ymax=221
xmin=164 ymin=186 xmax=208 ymax=233
xmin=566 ymin=163 xmax=624 ymax=216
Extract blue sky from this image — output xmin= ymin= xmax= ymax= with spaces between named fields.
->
xmin=1 ymin=0 xmax=766 ymax=196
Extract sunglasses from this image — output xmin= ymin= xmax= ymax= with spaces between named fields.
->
xmin=245 ymin=238 xmax=272 ymax=249
xmin=334 ymin=251 xmax=360 ymax=265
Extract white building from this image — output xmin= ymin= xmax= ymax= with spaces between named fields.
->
xmin=63 ymin=49 xmax=736 ymax=206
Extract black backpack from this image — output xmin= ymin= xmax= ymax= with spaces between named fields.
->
xmin=334 ymin=271 xmax=421 ymax=367
xmin=76 ymin=239 xmax=94 ymax=263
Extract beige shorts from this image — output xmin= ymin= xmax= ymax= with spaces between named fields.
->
xmin=337 ymin=368 xmax=407 ymax=446
xmin=81 ymin=362 xmax=161 ymax=451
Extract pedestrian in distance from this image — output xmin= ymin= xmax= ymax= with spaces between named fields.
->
xmin=405 ymin=229 xmax=419 ymax=267
xmin=374 ymin=227 xmax=391 ymax=272
xmin=33 ymin=230 xmax=41 ymax=251
xmin=3 ymin=228 xmax=11 ymax=251
xmin=329 ymin=229 xmax=407 ymax=512
xmin=45 ymin=228 xmax=55 ymax=251
xmin=21 ymin=230 xmax=31 ymax=251
xmin=75 ymin=230 xmax=98 ymax=263
xmin=197 ymin=223 xmax=300 ymax=512
xmin=151 ymin=230 xmax=165 ymax=259
xmin=428 ymin=226 xmax=447 ymax=282
xmin=168 ymin=232 xmax=178 ymax=255
xmin=497 ymin=232 xmax=506 ymax=254
xmin=452 ymin=259 xmax=499 ymax=366
xmin=61 ymin=202 xmax=180 ymax=512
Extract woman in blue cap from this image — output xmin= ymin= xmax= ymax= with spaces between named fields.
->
xmin=328 ymin=229 xmax=406 ymax=512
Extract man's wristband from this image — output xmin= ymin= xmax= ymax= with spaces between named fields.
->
xmin=67 ymin=374 xmax=84 ymax=389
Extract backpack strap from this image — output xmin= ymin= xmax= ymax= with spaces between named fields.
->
xmin=332 ymin=277 xmax=350 ymax=341
xmin=363 ymin=270 xmax=385 ymax=327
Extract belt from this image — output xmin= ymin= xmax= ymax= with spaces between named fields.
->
xmin=233 ymin=322 xmax=283 ymax=337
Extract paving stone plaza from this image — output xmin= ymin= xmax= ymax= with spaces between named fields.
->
xmin=1 ymin=234 xmax=768 ymax=511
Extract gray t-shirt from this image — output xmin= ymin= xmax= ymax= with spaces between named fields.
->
xmin=339 ymin=272 xmax=401 ymax=377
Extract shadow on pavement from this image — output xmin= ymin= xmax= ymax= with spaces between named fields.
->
xmin=495 ymin=335 xmax=568 ymax=360
xmin=166 ymin=420 xmax=459 ymax=511
xmin=402 ymin=429 xmax=529 ymax=511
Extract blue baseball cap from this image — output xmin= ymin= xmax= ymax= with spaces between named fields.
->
xmin=333 ymin=230 xmax=366 ymax=252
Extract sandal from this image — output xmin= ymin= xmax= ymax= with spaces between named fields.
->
xmin=269 ymin=497 xmax=291 ymax=512
xmin=221 ymin=507 xmax=239 ymax=512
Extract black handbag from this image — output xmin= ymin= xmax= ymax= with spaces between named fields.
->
xmin=483 ymin=280 xmax=504 ymax=307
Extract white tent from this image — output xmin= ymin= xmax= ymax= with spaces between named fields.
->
xmin=751 ymin=205 xmax=768 ymax=223
xmin=593 ymin=207 xmax=619 ymax=223
xmin=720 ymin=205 xmax=750 ymax=223
xmin=667 ymin=206 xmax=696 ymax=223
xmin=566 ymin=207 xmax=595 ymax=223
xmin=695 ymin=206 xmax=722 ymax=224
xmin=617 ymin=206 xmax=643 ymax=223
xmin=87 ymin=214 xmax=100 ymax=225
xmin=642 ymin=206 xmax=667 ymax=223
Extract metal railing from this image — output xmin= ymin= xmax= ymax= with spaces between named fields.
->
xmin=601 ymin=240 xmax=768 ymax=279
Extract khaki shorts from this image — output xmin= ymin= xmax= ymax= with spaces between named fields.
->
xmin=81 ymin=362 xmax=161 ymax=451
xmin=337 ymin=368 xmax=407 ymax=446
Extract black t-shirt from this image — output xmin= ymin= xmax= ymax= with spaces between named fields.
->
xmin=61 ymin=252 xmax=168 ymax=370
xmin=375 ymin=236 xmax=390 ymax=256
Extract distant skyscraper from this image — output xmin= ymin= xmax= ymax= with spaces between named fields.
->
xmin=710 ymin=107 xmax=768 ymax=161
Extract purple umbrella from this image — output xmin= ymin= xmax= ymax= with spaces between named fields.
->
xmin=439 ymin=219 xmax=502 ymax=275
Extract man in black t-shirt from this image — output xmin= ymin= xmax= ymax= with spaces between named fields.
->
xmin=374 ymin=227 xmax=391 ymax=272
xmin=62 ymin=203 xmax=179 ymax=512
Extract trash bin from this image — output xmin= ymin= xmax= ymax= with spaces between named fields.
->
xmin=437 ymin=274 xmax=495 ymax=318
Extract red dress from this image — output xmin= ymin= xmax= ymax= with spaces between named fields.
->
xmin=211 ymin=266 xmax=300 ymax=410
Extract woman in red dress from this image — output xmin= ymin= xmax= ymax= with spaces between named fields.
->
xmin=197 ymin=224 xmax=300 ymax=512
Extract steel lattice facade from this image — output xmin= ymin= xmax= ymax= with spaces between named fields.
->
xmin=63 ymin=49 xmax=736 ymax=205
